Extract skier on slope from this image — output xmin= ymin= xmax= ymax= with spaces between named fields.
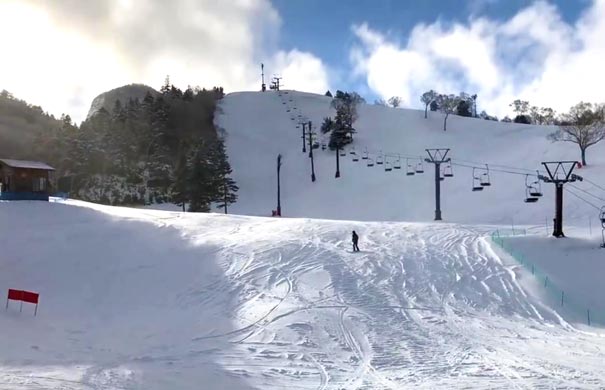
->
xmin=352 ymin=230 xmax=360 ymax=252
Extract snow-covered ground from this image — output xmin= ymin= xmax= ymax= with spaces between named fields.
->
xmin=2 ymin=200 xmax=605 ymax=389
xmin=218 ymin=90 xmax=605 ymax=225
xmin=3 ymin=91 xmax=605 ymax=389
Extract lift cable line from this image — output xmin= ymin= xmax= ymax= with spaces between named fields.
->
xmin=581 ymin=178 xmax=605 ymax=194
xmin=564 ymin=187 xmax=601 ymax=210
xmin=568 ymin=184 xmax=605 ymax=203
xmin=450 ymin=162 xmax=543 ymax=178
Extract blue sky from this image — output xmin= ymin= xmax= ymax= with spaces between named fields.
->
xmin=267 ymin=0 xmax=604 ymax=117
xmin=0 ymin=0 xmax=603 ymax=122
xmin=271 ymin=0 xmax=585 ymax=72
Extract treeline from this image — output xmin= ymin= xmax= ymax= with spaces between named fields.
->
xmin=0 ymin=82 xmax=238 ymax=212
xmin=0 ymin=90 xmax=64 ymax=161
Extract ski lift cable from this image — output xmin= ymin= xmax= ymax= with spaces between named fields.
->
xmin=354 ymin=147 xmax=424 ymax=161
xmin=450 ymin=158 xmax=540 ymax=173
xmin=450 ymin=162 xmax=537 ymax=177
xmin=568 ymin=183 xmax=605 ymax=203
xmin=564 ymin=187 xmax=601 ymax=210
xmin=581 ymin=178 xmax=605 ymax=194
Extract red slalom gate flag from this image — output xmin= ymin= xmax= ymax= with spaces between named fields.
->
xmin=6 ymin=289 xmax=39 ymax=316
xmin=21 ymin=291 xmax=39 ymax=305
xmin=7 ymin=289 xmax=23 ymax=302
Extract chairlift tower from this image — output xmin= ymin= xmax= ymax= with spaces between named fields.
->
xmin=276 ymin=154 xmax=282 ymax=216
xmin=335 ymin=144 xmax=341 ymax=178
xmin=270 ymin=76 xmax=282 ymax=91
xmin=261 ymin=63 xmax=266 ymax=92
xmin=425 ymin=148 xmax=451 ymax=221
xmin=308 ymin=121 xmax=316 ymax=182
xmin=600 ymin=206 xmax=605 ymax=248
xmin=540 ymin=161 xmax=583 ymax=238
xmin=300 ymin=121 xmax=307 ymax=153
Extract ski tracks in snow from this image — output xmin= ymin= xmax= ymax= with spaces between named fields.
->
xmin=192 ymin=220 xmax=605 ymax=389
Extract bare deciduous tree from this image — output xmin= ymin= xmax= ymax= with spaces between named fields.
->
xmin=548 ymin=102 xmax=605 ymax=165
xmin=421 ymin=90 xmax=437 ymax=119
xmin=436 ymin=94 xmax=461 ymax=131
xmin=388 ymin=96 xmax=402 ymax=108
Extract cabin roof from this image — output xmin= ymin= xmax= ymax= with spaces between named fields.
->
xmin=0 ymin=159 xmax=55 ymax=171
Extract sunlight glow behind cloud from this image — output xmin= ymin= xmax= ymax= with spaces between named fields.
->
xmin=0 ymin=0 xmax=329 ymax=123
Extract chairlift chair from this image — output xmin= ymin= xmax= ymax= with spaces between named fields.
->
xmin=472 ymin=168 xmax=484 ymax=191
xmin=367 ymin=157 xmax=374 ymax=167
xmin=524 ymin=187 xmax=539 ymax=203
xmin=406 ymin=159 xmax=415 ymax=176
xmin=321 ymin=143 xmax=327 ymax=150
xmin=376 ymin=153 xmax=384 ymax=165
xmin=394 ymin=155 xmax=402 ymax=170
xmin=362 ymin=148 xmax=369 ymax=160
xmin=524 ymin=175 xmax=539 ymax=202
xmin=443 ymin=162 xmax=454 ymax=177
xmin=526 ymin=174 xmax=543 ymax=198
xmin=480 ymin=164 xmax=491 ymax=186
xmin=529 ymin=172 xmax=543 ymax=197
xmin=340 ymin=149 xmax=346 ymax=157
xmin=415 ymin=159 xmax=424 ymax=174
xmin=352 ymin=153 xmax=359 ymax=162
xmin=384 ymin=158 xmax=392 ymax=172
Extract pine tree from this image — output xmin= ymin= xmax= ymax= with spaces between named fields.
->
xmin=187 ymin=145 xmax=213 ymax=212
xmin=172 ymin=150 xmax=189 ymax=211
xmin=320 ymin=117 xmax=334 ymax=134
xmin=209 ymin=138 xmax=238 ymax=213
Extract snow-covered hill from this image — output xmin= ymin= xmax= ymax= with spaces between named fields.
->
xmin=3 ymin=90 xmax=605 ymax=389
xmin=218 ymin=90 xmax=605 ymax=225
xmin=2 ymin=200 xmax=605 ymax=389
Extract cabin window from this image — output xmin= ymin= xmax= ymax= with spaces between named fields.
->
xmin=32 ymin=177 xmax=46 ymax=192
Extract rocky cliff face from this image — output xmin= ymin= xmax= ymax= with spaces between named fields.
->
xmin=87 ymin=84 xmax=159 ymax=119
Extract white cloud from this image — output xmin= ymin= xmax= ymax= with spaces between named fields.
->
xmin=0 ymin=0 xmax=330 ymax=123
xmin=351 ymin=0 xmax=605 ymax=118
xmin=268 ymin=50 xmax=329 ymax=93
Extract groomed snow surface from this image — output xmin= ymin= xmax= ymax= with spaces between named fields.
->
xmin=3 ymin=91 xmax=605 ymax=388
xmin=2 ymin=200 xmax=605 ymax=389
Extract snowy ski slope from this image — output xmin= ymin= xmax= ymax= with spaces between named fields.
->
xmin=218 ymin=90 xmax=605 ymax=225
xmin=2 ymin=200 xmax=605 ymax=389
xmin=2 ymin=91 xmax=605 ymax=389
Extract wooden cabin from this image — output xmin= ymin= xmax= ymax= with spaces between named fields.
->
xmin=0 ymin=159 xmax=55 ymax=201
